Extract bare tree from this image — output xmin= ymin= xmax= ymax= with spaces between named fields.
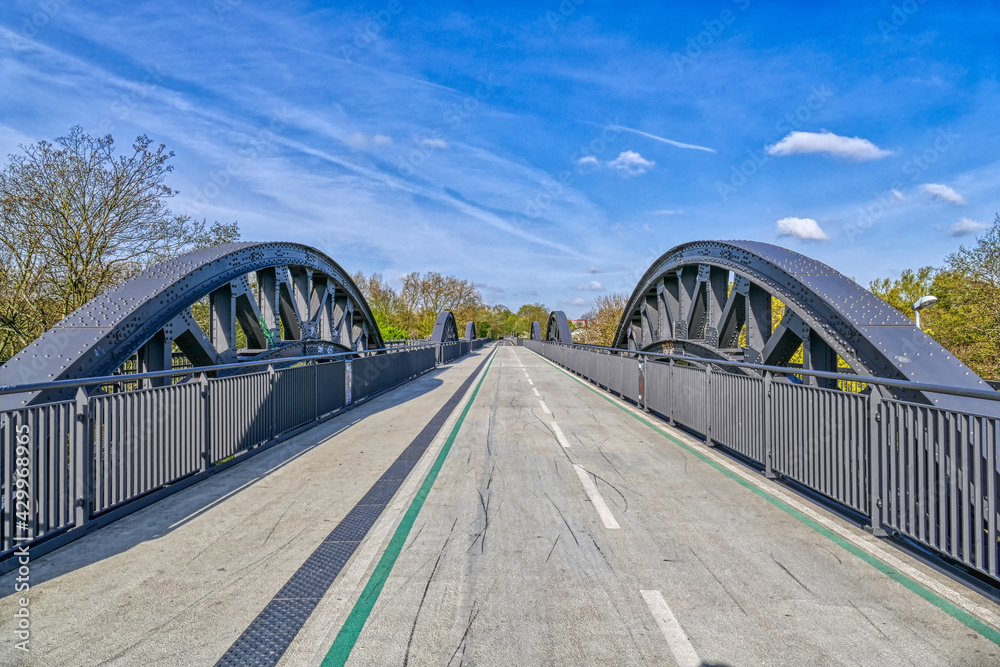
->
xmin=0 ymin=126 xmax=239 ymax=361
xmin=577 ymin=293 xmax=627 ymax=345
xmin=400 ymin=271 xmax=484 ymax=336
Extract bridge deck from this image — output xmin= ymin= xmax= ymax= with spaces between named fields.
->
xmin=3 ymin=344 xmax=1000 ymax=666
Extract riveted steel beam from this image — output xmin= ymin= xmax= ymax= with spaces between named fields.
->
xmin=613 ymin=240 xmax=997 ymax=412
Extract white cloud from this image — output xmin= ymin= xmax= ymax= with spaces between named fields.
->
xmin=766 ymin=131 xmax=893 ymax=161
xmin=574 ymin=281 xmax=604 ymax=290
xmin=345 ymin=132 xmax=392 ymax=148
xmin=345 ymin=131 xmax=368 ymax=148
xmin=890 ymin=189 xmax=904 ymax=202
xmin=420 ymin=137 xmax=448 ymax=149
xmin=920 ymin=183 xmax=967 ymax=205
xmin=567 ymin=297 xmax=589 ymax=306
xmin=576 ymin=155 xmax=599 ymax=168
xmin=949 ymin=217 xmax=988 ymax=237
xmin=652 ymin=209 xmax=683 ymax=215
xmin=608 ymin=150 xmax=655 ymax=175
xmin=776 ymin=217 xmax=830 ymax=241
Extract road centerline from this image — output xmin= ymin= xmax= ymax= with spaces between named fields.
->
xmin=573 ymin=463 xmax=621 ymax=529
xmin=640 ymin=590 xmax=700 ymax=667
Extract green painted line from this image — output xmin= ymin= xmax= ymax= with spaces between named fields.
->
xmin=321 ymin=350 xmax=497 ymax=666
xmin=527 ymin=348 xmax=1000 ymax=647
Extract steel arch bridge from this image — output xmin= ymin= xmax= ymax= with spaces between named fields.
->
xmin=0 ymin=242 xmax=383 ymax=408
xmin=611 ymin=240 xmax=993 ymax=412
xmin=545 ymin=311 xmax=572 ymax=343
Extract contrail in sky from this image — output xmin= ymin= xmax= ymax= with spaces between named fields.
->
xmin=582 ymin=121 xmax=716 ymax=153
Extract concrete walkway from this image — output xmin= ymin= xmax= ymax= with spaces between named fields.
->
xmin=3 ymin=343 xmax=1000 ymax=666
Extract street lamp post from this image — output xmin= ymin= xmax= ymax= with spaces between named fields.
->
xmin=912 ymin=295 xmax=938 ymax=330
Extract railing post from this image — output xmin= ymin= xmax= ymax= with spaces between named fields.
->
xmin=668 ymin=359 xmax=675 ymax=424
xmin=764 ymin=371 xmax=776 ymax=478
xmin=705 ymin=363 xmax=714 ymax=446
xmin=73 ymin=387 xmax=93 ymax=528
xmin=268 ymin=364 xmax=278 ymax=437
xmin=868 ymin=387 xmax=889 ymax=536
xmin=313 ymin=359 xmax=319 ymax=421
xmin=199 ymin=373 xmax=212 ymax=470
xmin=638 ymin=355 xmax=647 ymax=411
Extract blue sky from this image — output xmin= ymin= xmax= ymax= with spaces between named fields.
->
xmin=1 ymin=1 xmax=998 ymax=316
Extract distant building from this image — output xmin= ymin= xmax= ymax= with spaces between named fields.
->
xmin=569 ymin=319 xmax=588 ymax=328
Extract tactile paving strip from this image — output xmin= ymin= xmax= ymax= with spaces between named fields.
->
xmin=215 ymin=351 xmax=492 ymax=666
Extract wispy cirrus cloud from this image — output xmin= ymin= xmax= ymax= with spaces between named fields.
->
xmin=604 ymin=124 xmax=715 ymax=153
xmin=766 ymin=130 xmax=893 ymax=161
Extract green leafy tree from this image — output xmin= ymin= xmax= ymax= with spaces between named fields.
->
xmin=869 ymin=214 xmax=1000 ymax=379
xmin=516 ymin=303 xmax=549 ymax=337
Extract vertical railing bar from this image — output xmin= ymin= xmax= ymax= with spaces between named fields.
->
xmin=961 ymin=414 xmax=972 ymax=565
xmin=988 ymin=418 xmax=998 ymax=576
xmin=973 ymin=416 xmax=984 ymax=571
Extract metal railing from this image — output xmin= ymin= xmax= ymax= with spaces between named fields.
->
xmin=0 ymin=340 xmax=493 ymax=571
xmin=437 ymin=338 xmax=489 ymax=364
xmin=522 ymin=339 xmax=1000 ymax=588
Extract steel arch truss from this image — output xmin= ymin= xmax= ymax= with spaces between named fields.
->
xmin=464 ymin=321 xmax=478 ymax=340
xmin=431 ymin=311 xmax=460 ymax=343
xmin=530 ymin=321 xmax=542 ymax=341
xmin=545 ymin=311 xmax=572 ymax=343
xmin=1 ymin=242 xmax=383 ymax=406
xmin=613 ymin=240 xmax=994 ymax=409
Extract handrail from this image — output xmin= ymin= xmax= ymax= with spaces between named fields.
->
xmin=0 ymin=343 xmax=439 ymax=397
xmin=529 ymin=340 xmax=1000 ymax=403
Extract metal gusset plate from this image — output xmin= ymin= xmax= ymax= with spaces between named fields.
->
xmin=0 ymin=242 xmax=383 ymax=407
xmin=613 ymin=240 xmax=996 ymax=413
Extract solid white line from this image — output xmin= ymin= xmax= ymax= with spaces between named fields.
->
xmin=538 ymin=399 xmax=551 ymax=415
xmin=532 ymin=387 xmax=540 ymax=397
xmin=526 ymin=349 xmax=1000 ymax=632
xmin=551 ymin=421 xmax=571 ymax=448
xmin=573 ymin=464 xmax=620 ymax=529
xmin=168 ymin=477 xmax=258 ymax=528
xmin=640 ymin=590 xmax=700 ymax=667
